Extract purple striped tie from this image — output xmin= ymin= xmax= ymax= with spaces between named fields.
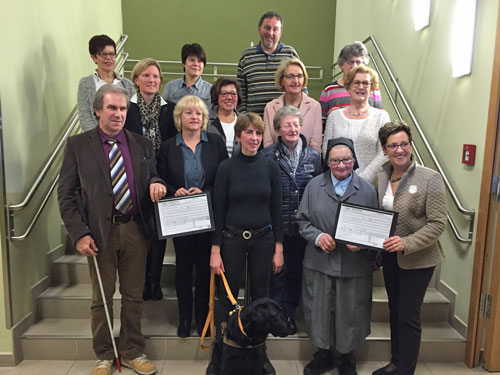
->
xmin=107 ymin=138 xmax=132 ymax=214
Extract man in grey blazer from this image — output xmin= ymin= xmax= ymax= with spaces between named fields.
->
xmin=58 ymin=84 xmax=166 ymax=375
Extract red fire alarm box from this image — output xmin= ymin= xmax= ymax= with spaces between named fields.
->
xmin=462 ymin=144 xmax=476 ymax=165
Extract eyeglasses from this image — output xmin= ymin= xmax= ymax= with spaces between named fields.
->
xmin=280 ymin=123 xmax=301 ymax=130
xmin=346 ymin=59 xmax=364 ymax=66
xmin=385 ymin=142 xmax=411 ymax=151
xmin=97 ymin=52 xmax=117 ymax=58
xmin=284 ymin=73 xmax=304 ymax=80
xmin=329 ymin=158 xmax=354 ymax=166
xmin=220 ymin=92 xmax=238 ymax=97
xmin=351 ymin=80 xmax=372 ymax=88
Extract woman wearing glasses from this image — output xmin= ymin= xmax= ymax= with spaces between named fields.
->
xmin=297 ymin=137 xmax=378 ymax=375
xmin=207 ymin=77 xmax=242 ymax=157
xmin=263 ymin=58 xmax=322 ymax=152
xmin=373 ymin=121 xmax=446 ymax=375
xmin=320 ymin=41 xmax=383 ymax=127
xmin=77 ymin=34 xmax=135 ymax=132
xmin=261 ymin=106 xmax=322 ymax=335
xmin=323 ymin=65 xmax=389 ymax=184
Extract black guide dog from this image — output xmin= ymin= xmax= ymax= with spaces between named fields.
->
xmin=219 ymin=298 xmax=289 ymax=375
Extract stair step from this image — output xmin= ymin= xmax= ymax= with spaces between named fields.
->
xmin=52 ymin=254 xmax=388 ymax=287
xmin=21 ymin=318 xmax=464 ymax=361
xmin=38 ymin=283 xmax=449 ymax=322
xmin=52 ymin=254 xmax=176 ymax=285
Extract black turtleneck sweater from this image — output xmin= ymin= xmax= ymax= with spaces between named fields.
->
xmin=212 ymin=152 xmax=283 ymax=245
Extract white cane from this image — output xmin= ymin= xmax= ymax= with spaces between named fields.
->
xmin=93 ymin=256 xmax=122 ymax=372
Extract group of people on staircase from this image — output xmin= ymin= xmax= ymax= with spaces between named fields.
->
xmin=60 ymin=10 xmax=447 ymax=375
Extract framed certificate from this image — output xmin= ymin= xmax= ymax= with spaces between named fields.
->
xmin=154 ymin=193 xmax=215 ymax=239
xmin=333 ymin=202 xmax=398 ymax=251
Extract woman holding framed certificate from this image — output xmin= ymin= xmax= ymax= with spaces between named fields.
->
xmin=157 ymin=95 xmax=228 ymax=338
xmin=207 ymin=112 xmax=284 ymax=375
xmin=296 ymin=137 xmax=378 ymax=375
xmin=374 ymin=121 xmax=446 ymax=375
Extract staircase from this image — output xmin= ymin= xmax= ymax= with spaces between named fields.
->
xmin=21 ymin=241 xmax=465 ymax=362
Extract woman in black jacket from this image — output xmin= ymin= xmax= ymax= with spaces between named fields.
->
xmin=157 ymin=95 xmax=228 ymax=338
xmin=124 ymin=58 xmax=176 ymax=301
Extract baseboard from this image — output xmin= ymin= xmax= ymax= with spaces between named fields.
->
xmin=438 ymin=280 xmax=467 ymax=338
xmin=7 ymin=244 xmax=65 ymax=366
xmin=0 ymin=352 xmax=16 ymax=366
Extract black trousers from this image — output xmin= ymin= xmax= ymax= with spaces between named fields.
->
xmin=270 ymin=234 xmax=306 ymax=318
xmin=173 ymin=232 xmax=211 ymax=323
xmin=382 ymin=252 xmax=435 ymax=375
xmin=215 ymin=229 xmax=275 ymax=338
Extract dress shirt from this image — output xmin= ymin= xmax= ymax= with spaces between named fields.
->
xmin=176 ymin=131 xmax=207 ymax=189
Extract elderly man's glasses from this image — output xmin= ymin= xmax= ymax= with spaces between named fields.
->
xmin=352 ymin=80 xmax=371 ymax=88
xmin=329 ymin=158 xmax=354 ymax=166
xmin=386 ymin=142 xmax=411 ymax=151
xmin=98 ymin=52 xmax=117 ymax=58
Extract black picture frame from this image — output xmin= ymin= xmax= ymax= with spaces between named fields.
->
xmin=333 ymin=202 xmax=398 ymax=251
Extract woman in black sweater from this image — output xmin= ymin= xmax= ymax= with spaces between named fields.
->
xmin=206 ymin=112 xmax=284 ymax=375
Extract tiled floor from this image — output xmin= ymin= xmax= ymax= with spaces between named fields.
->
xmin=1 ymin=360 xmax=500 ymax=375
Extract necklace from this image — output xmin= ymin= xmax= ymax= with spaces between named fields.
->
xmin=347 ymin=106 xmax=369 ymax=116
xmin=219 ymin=112 xmax=235 ymax=123
xmin=390 ymin=175 xmax=402 ymax=183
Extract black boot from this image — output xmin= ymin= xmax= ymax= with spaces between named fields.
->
xmin=338 ymin=351 xmax=356 ymax=375
xmin=149 ymin=240 xmax=165 ymax=300
xmin=303 ymin=348 xmax=334 ymax=375
xmin=142 ymin=274 xmax=152 ymax=301
xmin=206 ymin=342 xmax=221 ymax=375
xmin=177 ymin=319 xmax=191 ymax=338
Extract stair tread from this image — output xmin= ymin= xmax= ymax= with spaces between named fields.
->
xmin=22 ymin=318 xmax=464 ymax=342
xmin=55 ymin=254 xmax=175 ymax=265
xmin=40 ymin=284 xmax=449 ymax=305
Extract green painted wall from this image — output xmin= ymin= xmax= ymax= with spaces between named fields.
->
xmin=121 ymin=0 xmax=337 ymax=99
xmin=0 ymin=0 xmax=123 ymax=354
xmin=335 ymin=0 xmax=498 ymax=324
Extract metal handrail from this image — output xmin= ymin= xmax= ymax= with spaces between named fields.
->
xmin=126 ymin=58 xmax=324 ymax=81
xmin=340 ymin=35 xmax=475 ymax=243
xmin=7 ymin=35 xmax=129 ymax=241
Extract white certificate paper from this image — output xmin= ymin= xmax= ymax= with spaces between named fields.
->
xmin=155 ymin=193 xmax=214 ymax=239
xmin=334 ymin=202 xmax=398 ymax=250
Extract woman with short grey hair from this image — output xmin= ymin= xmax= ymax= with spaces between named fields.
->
xmin=320 ymin=41 xmax=383 ymax=126
xmin=261 ymin=105 xmax=322 ymax=335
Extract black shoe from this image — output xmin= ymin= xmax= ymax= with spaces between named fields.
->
xmin=303 ymin=349 xmax=334 ymax=375
xmin=372 ymin=363 xmax=397 ymax=375
xmin=142 ymin=277 xmax=151 ymax=301
xmin=287 ymin=316 xmax=297 ymax=335
xmin=177 ymin=320 xmax=191 ymax=338
xmin=150 ymin=282 xmax=163 ymax=301
xmin=338 ymin=351 xmax=356 ymax=375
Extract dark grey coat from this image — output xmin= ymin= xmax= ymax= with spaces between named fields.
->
xmin=297 ymin=171 xmax=378 ymax=277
